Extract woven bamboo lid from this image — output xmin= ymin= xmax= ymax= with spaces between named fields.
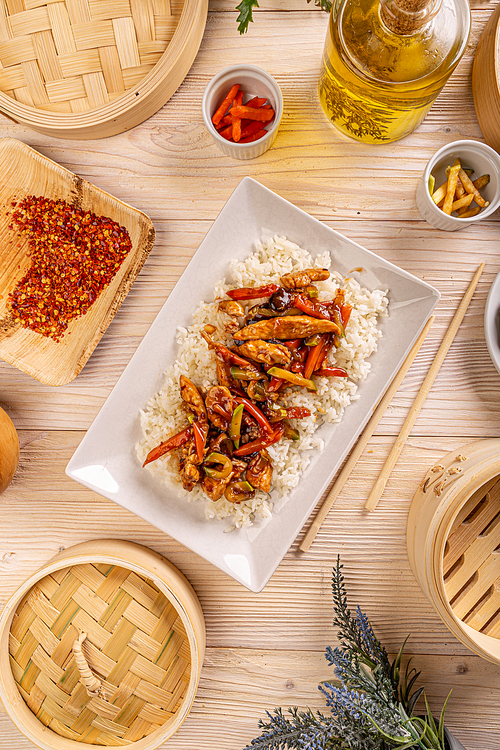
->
xmin=0 ymin=540 xmax=206 ymax=749
xmin=0 ymin=0 xmax=208 ymax=138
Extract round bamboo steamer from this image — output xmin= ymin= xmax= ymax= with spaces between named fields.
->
xmin=0 ymin=405 xmax=19 ymax=494
xmin=0 ymin=539 xmax=206 ymax=749
xmin=472 ymin=3 xmax=500 ymax=153
xmin=0 ymin=0 xmax=208 ymax=139
xmin=407 ymin=439 xmax=500 ymax=665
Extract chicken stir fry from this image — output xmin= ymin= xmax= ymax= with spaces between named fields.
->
xmin=142 ymin=267 xmax=352 ymax=504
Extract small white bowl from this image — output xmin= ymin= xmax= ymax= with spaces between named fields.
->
xmin=202 ymin=64 xmax=283 ymax=160
xmin=484 ymin=269 xmax=500 ymax=376
xmin=416 ymin=140 xmax=500 ymax=231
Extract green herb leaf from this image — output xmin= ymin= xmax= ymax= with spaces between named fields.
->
xmin=236 ymin=0 xmax=260 ymax=34
xmin=307 ymin=0 xmax=333 ymax=10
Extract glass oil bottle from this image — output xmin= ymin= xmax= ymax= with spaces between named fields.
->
xmin=319 ymin=0 xmax=470 ymax=143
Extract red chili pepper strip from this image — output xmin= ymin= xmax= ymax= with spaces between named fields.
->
xmin=240 ymin=129 xmax=268 ymax=144
xmin=218 ymin=124 xmax=234 ymax=141
xmin=266 ymin=376 xmax=284 ymax=392
xmin=143 ymin=426 xmax=192 ymax=467
xmin=212 ymin=83 xmax=240 ymax=127
xmin=201 ymin=331 xmax=254 ymax=368
xmin=285 ymin=407 xmax=312 ymax=419
xmin=304 ymin=334 xmax=328 ymax=380
xmin=232 ymin=89 xmax=244 ymax=142
xmin=240 ymin=118 xmax=274 ymax=140
xmin=219 ymin=346 xmax=254 ymax=368
xmin=245 ymin=96 xmax=267 ymax=108
xmin=340 ymin=303 xmax=352 ymax=327
xmin=192 ymin=421 xmax=207 ymax=462
xmin=233 ymin=424 xmax=285 ymax=457
xmin=226 ymin=283 xmax=279 ymax=301
xmin=294 ymin=294 xmax=332 ymax=321
xmin=316 ymin=367 xmax=348 ymax=378
xmin=229 ymin=105 xmax=275 ymax=122
xmin=216 ymin=114 xmax=233 ymax=128
xmin=234 ymin=396 xmax=274 ymax=435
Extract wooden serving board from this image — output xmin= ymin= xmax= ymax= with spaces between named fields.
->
xmin=0 ymin=138 xmax=155 ymax=386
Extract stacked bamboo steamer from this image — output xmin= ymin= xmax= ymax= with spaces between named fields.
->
xmin=0 ymin=0 xmax=208 ymax=139
xmin=472 ymin=3 xmax=500 ymax=153
xmin=0 ymin=540 xmax=205 ymax=749
xmin=407 ymin=439 xmax=500 ymax=665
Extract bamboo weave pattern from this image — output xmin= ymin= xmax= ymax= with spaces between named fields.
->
xmin=8 ymin=562 xmax=192 ymax=745
xmin=0 ymin=0 xmax=182 ymax=113
xmin=444 ymin=476 xmax=500 ymax=639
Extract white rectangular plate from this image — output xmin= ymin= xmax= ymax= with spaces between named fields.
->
xmin=66 ymin=177 xmax=440 ymax=592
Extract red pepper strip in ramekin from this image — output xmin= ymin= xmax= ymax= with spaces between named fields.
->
xmin=226 ymin=283 xmax=279 ymax=301
xmin=234 ymin=396 xmax=274 ymax=435
xmin=212 ymin=83 xmax=240 ymax=127
xmin=143 ymin=426 xmax=192 ymax=467
xmin=233 ymin=423 xmax=285 ymax=457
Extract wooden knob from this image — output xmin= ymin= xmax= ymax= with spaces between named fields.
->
xmin=0 ymin=406 xmax=19 ymax=494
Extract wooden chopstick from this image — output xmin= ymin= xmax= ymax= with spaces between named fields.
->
xmin=365 ymin=263 xmax=485 ymax=512
xmin=299 ymin=315 xmax=435 ymax=552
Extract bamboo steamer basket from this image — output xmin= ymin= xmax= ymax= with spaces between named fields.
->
xmin=0 ymin=539 xmax=206 ymax=749
xmin=407 ymin=439 xmax=500 ymax=665
xmin=472 ymin=3 xmax=500 ymax=153
xmin=0 ymin=405 xmax=19 ymax=494
xmin=0 ymin=0 xmax=208 ymax=139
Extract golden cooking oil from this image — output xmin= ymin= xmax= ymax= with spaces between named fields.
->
xmin=319 ymin=0 xmax=470 ymax=143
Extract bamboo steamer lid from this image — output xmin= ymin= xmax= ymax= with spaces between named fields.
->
xmin=407 ymin=439 xmax=500 ymax=665
xmin=0 ymin=0 xmax=208 ymax=139
xmin=0 ymin=540 xmax=206 ymax=749
xmin=0 ymin=405 xmax=19 ymax=494
xmin=472 ymin=3 xmax=500 ymax=154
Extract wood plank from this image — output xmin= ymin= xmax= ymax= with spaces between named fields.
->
xmin=0 ymin=2 xmax=499 ymax=747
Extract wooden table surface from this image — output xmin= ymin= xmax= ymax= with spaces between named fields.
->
xmin=1 ymin=1 xmax=500 ymax=747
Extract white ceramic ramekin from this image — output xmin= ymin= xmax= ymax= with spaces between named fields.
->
xmin=416 ymin=139 xmax=500 ymax=231
xmin=202 ymin=64 xmax=283 ymax=160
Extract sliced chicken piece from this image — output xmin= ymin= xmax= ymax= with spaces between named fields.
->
xmin=237 ymin=339 xmax=291 ymax=366
xmin=247 ymin=450 xmax=273 ymax=493
xmin=215 ymin=355 xmax=233 ymax=388
xmin=233 ymin=315 xmax=340 ymax=341
xmin=280 ymin=268 xmax=330 ymax=290
xmin=179 ymin=375 xmax=207 ymax=423
xmin=178 ymin=438 xmax=201 ymax=492
xmin=200 ymin=474 xmax=231 ymax=501
xmin=218 ymin=299 xmax=244 ymax=317
xmin=205 ymin=386 xmax=234 ymax=430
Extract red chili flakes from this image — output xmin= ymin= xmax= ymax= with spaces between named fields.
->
xmin=8 ymin=195 xmax=132 ymax=341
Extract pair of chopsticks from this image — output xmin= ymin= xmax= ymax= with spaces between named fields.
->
xmin=299 ymin=263 xmax=484 ymax=553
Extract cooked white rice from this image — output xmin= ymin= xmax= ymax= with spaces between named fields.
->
xmin=136 ymin=236 xmax=388 ymax=529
